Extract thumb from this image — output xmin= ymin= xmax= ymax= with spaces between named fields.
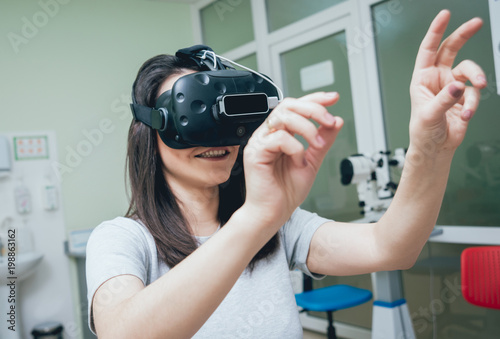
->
xmin=431 ymin=81 xmax=465 ymax=114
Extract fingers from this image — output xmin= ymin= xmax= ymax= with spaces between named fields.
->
xmin=262 ymin=130 xmax=307 ymax=168
xmin=450 ymin=60 xmax=486 ymax=121
xmin=247 ymin=92 xmax=341 ymax=169
xmin=435 ymin=17 xmax=483 ymax=67
xmin=267 ymin=111 xmax=325 ymax=148
xmin=298 ymin=91 xmax=340 ymax=107
xmin=283 ymin=93 xmax=339 ymax=127
xmin=306 ymin=117 xmax=344 ymax=171
xmin=246 ymin=128 xmax=307 ymax=168
xmin=415 ymin=10 xmax=451 ymax=70
xmin=415 ymin=10 xmax=483 ymax=70
xmin=252 ymin=116 xmax=342 ymax=171
xmin=262 ymin=93 xmax=339 ymax=148
xmin=461 ymin=86 xmax=480 ymax=121
xmin=430 ymin=81 xmax=465 ymax=117
xmin=452 ymin=60 xmax=487 ymax=89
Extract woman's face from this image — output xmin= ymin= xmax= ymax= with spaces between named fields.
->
xmin=157 ymin=70 xmax=240 ymax=191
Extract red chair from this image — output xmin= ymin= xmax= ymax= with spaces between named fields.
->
xmin=461 ymin=246 xmax=500 ymax=310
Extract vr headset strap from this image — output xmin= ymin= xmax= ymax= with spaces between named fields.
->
xmin=130 ymin=103 xmax=165 ymax=130
xmin=176 ymin=44 xmax=233 ymax=71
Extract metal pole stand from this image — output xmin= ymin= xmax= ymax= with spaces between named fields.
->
xmin=371 ymin=270 xmax=416 ymax=339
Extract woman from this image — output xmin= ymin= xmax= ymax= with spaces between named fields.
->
xmin=86 ymin=10 xmax=486 ymax=338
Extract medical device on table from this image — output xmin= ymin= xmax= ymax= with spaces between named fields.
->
xmin=130 ymin=45 xmax=282 ymax=149
xmin=340 ymin=149 xmax=406 ymax=215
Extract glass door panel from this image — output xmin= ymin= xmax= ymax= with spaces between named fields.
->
xmin=265 ymin=0 xmax=346 ymax=32
xmin=280 ymin=32 xmax=360 ymax=222
xmin=372 ymin=0 xmax=500 ymax=226
xmin=279 ymin=30 xmax=372 ymax=329
xmin=234 ymin=53 xmax=258 ymax=71
xmin=200 ymin=0 xmax=254 ymax=54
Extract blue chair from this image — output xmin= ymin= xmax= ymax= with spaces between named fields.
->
xmin=295 ymin=276 xmax=373 ymax=339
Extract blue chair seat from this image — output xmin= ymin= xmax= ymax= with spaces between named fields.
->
xmin=295 ymin=284 xmax=373 ymax=312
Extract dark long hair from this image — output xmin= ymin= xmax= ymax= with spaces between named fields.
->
xmin=125 ymin=54 xmax=279 ymax=270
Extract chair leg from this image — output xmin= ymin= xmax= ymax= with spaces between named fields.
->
xmin=326 ymin=311 xmax=337 ymax=339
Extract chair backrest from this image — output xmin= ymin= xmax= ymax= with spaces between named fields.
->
xmin=461 ymin=246 xmax=500 ymax=310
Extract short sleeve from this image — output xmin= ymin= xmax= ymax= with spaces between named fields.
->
xmin=85 ymin=217 xmax=151 ymax=333
xmin=281 ymin=208 xmax=331 ymax=279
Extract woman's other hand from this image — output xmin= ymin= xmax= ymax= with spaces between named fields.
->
xmin=242 ymin=92 xmax=343 ymax=229
xmin=409 ymin=10 xmax=487 ymax=160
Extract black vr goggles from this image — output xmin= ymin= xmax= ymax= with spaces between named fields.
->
xmin=130 ymin=45 xmax=281 ymax=149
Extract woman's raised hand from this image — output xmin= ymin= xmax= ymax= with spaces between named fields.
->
xmin=241 ymin=10 xmax=487 ymax=230
xmin=409 ymin=10 xmax=487 ymax=159
xmin=243 ymin=92 xmax=343 ymax=228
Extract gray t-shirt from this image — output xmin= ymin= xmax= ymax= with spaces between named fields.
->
xmin=86 ymin=207 xmax=330 ymax=338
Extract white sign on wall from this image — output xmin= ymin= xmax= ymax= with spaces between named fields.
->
xmin=300 ymin=60 xmax=335 ymax=92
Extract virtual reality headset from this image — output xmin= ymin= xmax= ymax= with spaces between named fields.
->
xmin=130 ymin=45 xmax=282 ymax=149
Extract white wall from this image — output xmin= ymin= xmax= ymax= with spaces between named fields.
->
xmin=1 ymin=131 xmax=74 ymax=339
xmin=0 ymin=0 xmax=194 ymax=337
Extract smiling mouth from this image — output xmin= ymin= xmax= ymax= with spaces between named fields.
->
xmin=195 ymin=149 xmax=229 ymax=158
